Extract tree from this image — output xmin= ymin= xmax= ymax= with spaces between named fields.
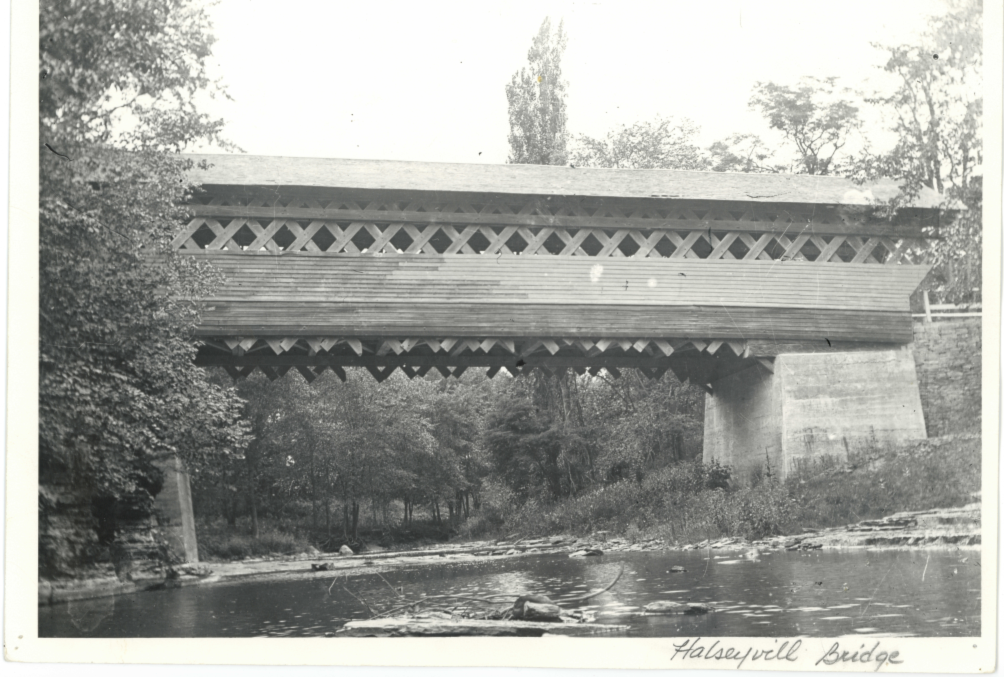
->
xmin=863 ymin=0 xmax=981 ymax=198
xmin=572 ymin=116 xmax=708 ymax=170
xmin=748 ymin=77 xmax=861 ymax=175
xmin=38 ymin=0 xmax=246 ymax=576
xmin=586 ymin=372 xmax=704 ymax=482
xmin=40 ymin=0 xmax=229 ymax=152
xmin=707 ymin=133 xmax=780 ymax=174
xmin=852 ymin=0 xmax=982 ymax=303
xmin=484 ymin=396 xmax=566 ymax=499
xmin=505 ymin=17 xmax=569 ymax=165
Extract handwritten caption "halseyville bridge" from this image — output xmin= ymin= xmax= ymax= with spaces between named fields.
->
xmin=670 ymin=638 xmax=904 ymax=671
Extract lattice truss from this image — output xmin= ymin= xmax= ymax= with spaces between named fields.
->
xmin=174 ymin=195 xmax=930 ymax=264
xmin=195 ymin=335 xmax=766 ymax=387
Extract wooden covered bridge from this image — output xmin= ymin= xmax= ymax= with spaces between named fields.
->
xmin=176 ymin=155 xmax=943 ymax=478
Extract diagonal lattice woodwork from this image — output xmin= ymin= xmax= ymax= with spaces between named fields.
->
xmin=194 ymin=335 xmax=758 ymax=387
xmin=173 ymin=194 xmax=933 ymax=264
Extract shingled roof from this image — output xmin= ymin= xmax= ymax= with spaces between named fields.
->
xmin=184 ymin=154 xmax=944 ymax=208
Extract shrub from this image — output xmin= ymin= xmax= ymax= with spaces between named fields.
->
xmin=197 ymin=520 xmax=311 ymax=561
xmin=460 ymin=436 xmax=978 ymax=545
xmin=787 ymin=434 xmax=980 ymax=530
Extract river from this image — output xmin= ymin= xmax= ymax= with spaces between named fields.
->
xmin=39 ymin=549 xmax=979 ymax=637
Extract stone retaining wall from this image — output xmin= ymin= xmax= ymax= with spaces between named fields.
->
xmin=911 ymin=318 xmax=982 ymax=437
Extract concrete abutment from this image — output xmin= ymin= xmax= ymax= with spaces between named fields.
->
xmin=152 ymin=455 xmax=199 ymax=563
xmin=703 ymin=347 xmax=928 ymax=479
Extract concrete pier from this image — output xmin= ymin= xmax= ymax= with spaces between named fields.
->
xmin=703 ymin=348 xmax=928 ymax=478
xmin=152 ymin=456 xmax=199 ymax=563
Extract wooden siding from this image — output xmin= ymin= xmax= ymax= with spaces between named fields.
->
xmin=192 ymin=254 xmax=928 ymax=343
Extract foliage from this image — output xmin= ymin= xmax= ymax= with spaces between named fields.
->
xmin=196 ymin=369 xmax=493 ymax=546
xmin=858 ymin=0 xmax=981 ymax=198
xmin=572 ymin=116 xmax=707 ymax=170
xmin=491 ymin=460 xmax=789 ymax=542
xmin=40 ymin=0 xmax=231 ymax=151
xmin=38 ymin=0 xmax=246 ymax=575
xmin=486 ymin=435 xmax=978 ymax=544
xmin=707 ymin=133 xmax=779 ymax=173
xmin=851 ymin=0 xmax=982 ymax=303
xmin=40 ymin=148 xmax=248 ymax=500
xmin=748 ymin=76 xmax=861 ymax=175
xmin=587 ymin=372 xmax=704 ymax=481
xmin=788 ymin=435 xmax=980 ymax=529
xmin=505 ymin=17 xmax=569 ymax=165
xmin=197 ymin=519 xmax=311 ymax=561
xmin=483 ymin=395 xmax=566 ymax=498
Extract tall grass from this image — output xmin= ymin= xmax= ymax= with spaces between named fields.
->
xmin=487 ymin=435 xmax=980 ymax=544
xmin=787 ymin=433 xmax=980 ymax=529
xmin=197 ymin=519 xmax=312 ymax=561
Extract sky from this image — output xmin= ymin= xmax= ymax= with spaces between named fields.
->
xmin=192 ymin=0 xmax=952 ymax=165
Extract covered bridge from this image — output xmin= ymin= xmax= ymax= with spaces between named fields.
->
xmin=177 ymin=154 xmax=942 ymax=478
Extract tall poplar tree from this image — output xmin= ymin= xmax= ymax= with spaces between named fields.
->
xmin=505 ymin=17 xmax=570 ymax=166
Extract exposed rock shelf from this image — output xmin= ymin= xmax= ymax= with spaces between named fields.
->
xmin=337 ymin=617 xmax=629 ymax=637
xmin=39 ymin=501 xmax=980 ymax=606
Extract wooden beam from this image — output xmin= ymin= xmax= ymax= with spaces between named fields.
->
xmin=194 ymin=353 xmax=685 ymax=369
xmin=745 ymin=340 xmax=898 ymax=357
xmin=188 ymin=204 xmax=931 ymax=239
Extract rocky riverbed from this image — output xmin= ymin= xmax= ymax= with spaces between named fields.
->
xmin=39 ymin=500 xmax=980 ymax=606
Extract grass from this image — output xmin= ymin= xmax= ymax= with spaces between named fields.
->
xmin=787 ymin=433 xmax=980 ymax=530
xmin=196 ymin=519 xmax=312 ymax=561
xmin=195 ymin=513 xmax=455 ymax=561
xmin=196 ymin=435 xmax=981 ymax=557
xmin=482 ymin=434 xmax=980 ymax=545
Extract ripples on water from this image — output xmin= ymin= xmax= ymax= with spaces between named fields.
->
xmin=39 ymin=550 xmax=979 ymax=638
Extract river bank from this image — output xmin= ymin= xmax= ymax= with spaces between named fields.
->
xmin=39 ymin=498 xmax=980 ymax=607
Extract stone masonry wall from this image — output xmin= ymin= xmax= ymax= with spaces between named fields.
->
xmin=911 ymin=318 xmax=982 ymax=437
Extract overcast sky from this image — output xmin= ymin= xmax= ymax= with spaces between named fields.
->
xmin=191 ymin=0 xmax=951 ymax=165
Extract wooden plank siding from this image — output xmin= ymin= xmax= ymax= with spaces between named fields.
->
xmin=190 ymin=254 xmax=929 ymax=343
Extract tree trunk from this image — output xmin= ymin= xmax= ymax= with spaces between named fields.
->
xmin=249 ymin=488 xmax=260 ymax=538
xmin=351 ymin=502 xmax=360 ymax=540
xmin=225 ymin=493 xmax=237 ymax=527
xmin=247 ymin=445 xmax=260 ymax=538
xmin=343 ymin=503 xmax=350 ymax=538
xmin=309 ymin=446 xmax=318 ymax=536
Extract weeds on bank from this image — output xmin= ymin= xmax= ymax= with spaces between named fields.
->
xmin=199 ymin=436 xmax=980 ymax=556
xmin=484 ymin=435 xmax=980 ymax=544
xmin=197 ymin=520 xmax=311 ymax=560
xmin=788 ymin=434 xmax=981 ymax=530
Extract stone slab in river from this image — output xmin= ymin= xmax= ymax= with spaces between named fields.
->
xmin=338 ymin=618 xmax=630 ymax=637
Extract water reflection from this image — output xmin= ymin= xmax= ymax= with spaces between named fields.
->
xmin=39 ymin=550 xmax=979 ymax=638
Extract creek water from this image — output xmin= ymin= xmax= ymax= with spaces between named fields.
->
xmin=39 ymin=549 xmax=979 ymax=638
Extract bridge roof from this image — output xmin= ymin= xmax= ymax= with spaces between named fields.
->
xmin=184 ymin=154 xmax=944 ymax=209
